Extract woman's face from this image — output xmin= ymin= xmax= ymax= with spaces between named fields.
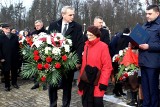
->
xmin=86 ymin=31 xmax=97 ymax=41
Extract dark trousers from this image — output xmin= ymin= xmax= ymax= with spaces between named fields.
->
xmin=3 ymin=67 xmax=18 ymax=88
xmin=48 ymin=71 xmax=74 ymax=107
xmin=82 ymin=97 xmax=104 ymax=107
xmin=141 ymin=66 xmax=159 ymax=107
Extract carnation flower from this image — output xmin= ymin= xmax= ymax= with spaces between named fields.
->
xmin=34 ymin=55 xmax=40 ymax=61
xmin=41 ymin=76 xmax=46 ymax=82
xmin=44 ymin=63 xmax=50 ymax=69
xmin=37 ymin=63 xmax=43 ymax=70
xmin=55 ymin=62 xmax=61 ymax=69
xmin=62 ymin=55 xmax=67 ymax=61
xmin=46 ymin=56 xmax=52 ymax=63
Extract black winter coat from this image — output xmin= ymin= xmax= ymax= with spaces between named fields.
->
xmin=0 ymin=33 xmax=20 ymax=71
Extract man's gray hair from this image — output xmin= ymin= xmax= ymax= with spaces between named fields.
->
xmin=35 ymin=20 xmax=43 ymax=25
xmin=61 ymin=6 xmax=75 ymax=14
xmin=94 ymin=16 xmax=103 ymax=21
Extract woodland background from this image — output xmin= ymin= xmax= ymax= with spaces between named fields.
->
xmin=0 ymin=0 xmax=159 ymax=35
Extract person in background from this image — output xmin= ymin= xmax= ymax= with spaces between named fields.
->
xmin=31 ymin=20 xmax=47 ymax=35
xmin=78 ymin=25 xmax=112 ymax=107
xmin=30 ymin=20 xmax=47 ymax=90
xmin=47 ymin=6 xmax=84 ymax=107
xmin=84 ymin=16 xmax=110 ymax=45
xmin=110 ymin=28 xmax=131 ymax=97
xmin=138 ymin=5 xmax=160 ymax=107
xmin=0 ymin=23 xmax=20 ymax=91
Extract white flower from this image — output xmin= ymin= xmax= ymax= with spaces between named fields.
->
xmin=119 ymin=50 xmax=123 ymax=56
xmin=66 ymin=39 xmax=72 ymax=46
xmin=22 ymin=50 xmax=26 ymax=55
xmin=63 ymin=45 xmax=70 ymax=52
xmin=52 ymin=47 xmax=61 ymax=55
xmin=45 ymin=47 xmax=52 ymax=54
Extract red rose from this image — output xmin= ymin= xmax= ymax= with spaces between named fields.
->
xmin=55 ymin=62 xmax=61 ymax=69
xmin=34 ymin=55 xmax=40 ymax=61
xmin=46 ymin=56 xmax=52 ymax=63
xmin=41 ymin=76 xmax=46 ymax=82
xmin=123 ymin=72 xmax=128 ymax=78
xmin=44 ymin=63 xmax=50 ymax=69
xmin=37 ymin=63 xmax=43 ymax=70
xmin=33 ymin=50 xmax=39 ymax=55
xmin=119 ymin=77 xmax=123 ymax=81
xmin=62 ymin=55 xmax=67 ymax=61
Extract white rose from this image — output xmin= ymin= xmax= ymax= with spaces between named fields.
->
xmin=45 ymin=47 xmax=51 ymax=54
xmin=66 ymin=39 xmax=72 ymax=46
xmin=63 ymin=45 xmax=70 ymax=52
xmin=52 ymin=47 xmax=61 ymax=55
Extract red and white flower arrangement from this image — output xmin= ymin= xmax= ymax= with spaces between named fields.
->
xmin=112 ymin=47 xmax=139 ymax=81
xmin=21 ymin=32 xmax=78 ymax=87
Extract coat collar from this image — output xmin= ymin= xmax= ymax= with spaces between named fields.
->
xmin=85 ymin=38 xmax=100 ymax=47
xmin=57 ymin=18 xmax=75 ymax=35
xmin=144 ymin=16 xmax=160 ymax=27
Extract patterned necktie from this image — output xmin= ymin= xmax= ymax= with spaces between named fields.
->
xmin=62 ymin=24 xmax=67 ymax=36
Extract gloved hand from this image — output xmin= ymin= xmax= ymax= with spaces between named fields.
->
xmin=99 ymin=84 xmax=107 ymax=91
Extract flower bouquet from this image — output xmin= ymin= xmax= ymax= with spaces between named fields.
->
xmin=112 ymin=47 xmax=139 ymax=81
xmin=20 ymin=32 xmax=78 ymax=87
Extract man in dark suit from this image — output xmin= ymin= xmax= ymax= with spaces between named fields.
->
xmin=0 ymin=23 xmax=20 ymax=91
xmin=47 ymin=6 xmax=84 ymax=107
xmin=139 ymin=5 xmax=160 ymax=107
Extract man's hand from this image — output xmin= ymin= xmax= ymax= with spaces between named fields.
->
xmin=0 ymin=59 xmax=5 ymax=62
xmin=139 ymin=44 xmax=149 ymax=50
xmin=76 ymin=64 xmax=81 ymax=70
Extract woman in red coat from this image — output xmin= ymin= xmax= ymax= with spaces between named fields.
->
xmin=78 ymin=25 xmax=112 ymax=107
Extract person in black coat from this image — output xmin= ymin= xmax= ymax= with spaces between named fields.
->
xmin=0 ymin=23 xmax=20 ymax=91
xmin=30 ymin=20 xmax=48 ymax=90
xmin=47 ymin=6 xmax=84 ymax=107
xmin=30 ymin=20 xmax=47 ymax=35
xmin=84 ymin=16 xmax=110 ymax=45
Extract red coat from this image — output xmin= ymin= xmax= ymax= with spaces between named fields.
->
xmin=78 ymin=38 xmax=112 ymax=97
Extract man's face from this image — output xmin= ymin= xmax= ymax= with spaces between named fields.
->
xmin=62 ymin=9 xmax=75 ymax=23
xmin=146 ymin=9 xmax=159 ymax=22
xmin=2 ymin=27 xmax=10 ymax=34
xmin=94 ymin=18 xmax=103 ymax=29
xmin=35 ymin=22 xmax=43 ymax=30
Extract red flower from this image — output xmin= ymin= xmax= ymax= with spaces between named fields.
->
xmin=46 ymin=56 xmax=52 ymax=63
xmin=115 ymin=56 xmax=120 ymax=62
xmin=37 ymin=63 xmax=43 ymax=70
xmin=62 ymin=55 xmax=67 ymax=61
xmin=44 ymin=63 xmax=50 ymax=69
xmin=41 ymin=76 xmax=46 ymax=82
xmin=123 ymin=72 xmax=128 ymax=78
xmin=34 ymin=55 xmax=40 ymax=61
xmin=55 ymin=62 xmax=61 ymax=69
xmin=119 ymin=77 xmax=123 ymax=81
xmin=33 ymin=50 xmax=39 ymax=55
